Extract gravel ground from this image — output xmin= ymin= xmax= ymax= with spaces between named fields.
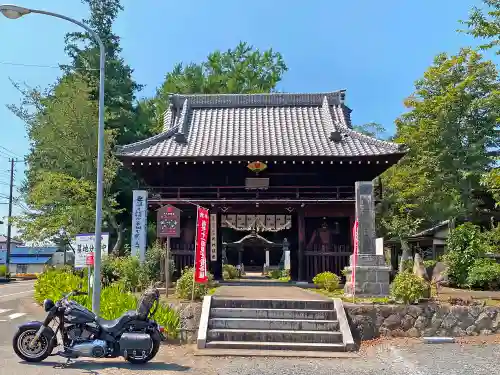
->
xmin=2 ymin=336 xmax=499 ymax=375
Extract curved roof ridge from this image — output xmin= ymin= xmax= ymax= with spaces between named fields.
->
xmin=345 ymin=129 xmax=405 ymax=152
xmin=168 ymin=90 xmax=347 ymax=108
xmin=116 ymin=126 xmax=179 ymax=153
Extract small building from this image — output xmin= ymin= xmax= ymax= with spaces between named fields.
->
xmin=117 ymin=91 xmax=406 ymax=281
xmin=0 ymin=246 xmax=59 ymax=274
xmin=0 ymin=235 xmax=23 ymax=250
xmin=386 ymin=220 xmax=452 ymax=270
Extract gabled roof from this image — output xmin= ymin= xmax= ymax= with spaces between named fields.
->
xmin=116 ymin=91 xmax=406 ymax=159
xmin=0 ymin=235 xmax=23 ymax=244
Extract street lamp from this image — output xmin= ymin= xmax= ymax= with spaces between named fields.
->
xmin=0 ymin=4 xmax=106 ymax=314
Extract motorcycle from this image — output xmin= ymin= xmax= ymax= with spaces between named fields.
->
xmin=12 ymin=287 xmax=165 ymax=364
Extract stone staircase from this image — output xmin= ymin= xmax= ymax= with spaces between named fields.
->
xmin=197 ymin=296 xmax=355 ymax=353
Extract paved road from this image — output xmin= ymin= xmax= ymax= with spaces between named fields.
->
xmin=0 ymin=283 xmax=498 ymax=374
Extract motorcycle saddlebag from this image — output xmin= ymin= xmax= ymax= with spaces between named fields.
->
xmin=136 ymin=287 xmax=160 ymax=320
xmin=118 ymin=332 xmax=152 ymax=353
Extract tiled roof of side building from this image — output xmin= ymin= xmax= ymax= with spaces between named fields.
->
xmin=116 ymin=91 xmax=406 ymax=159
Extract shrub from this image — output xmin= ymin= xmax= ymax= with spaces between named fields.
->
xmin=34 ymin=268 xmax=180 ymax=336
xmin=34 ymin=267 xmax=88 ymax=305
xmin=444 ymin=223 xmax=490 ymax=287
xmin=223 ymin=264 xmax=239 ymax=280
xmin=0 ymin=265 xmax=7 ymax=277
xmin=268 ymin=269 xmax=282 ymax=279
xmin=279 ymin=269 xmax=291 ymax=282
xmin=423 ymin=259 xmax=437 ymax=268
xmin=101 ymin=255 xmax=142 ymax=291
xmin=313 ymin=271 xmax=341 ymax=292
xmin=390 ymin=271 xmax=429 ymax=304
xmin=175 ymin=267 xmax=213 ymax=300
xmin=140 ymin=241 xmax=175 ymax=286
xmin=154 ymin=303 xmax=181 ymax=338
xmin=466 ymin=258 xmax=500 ymax=290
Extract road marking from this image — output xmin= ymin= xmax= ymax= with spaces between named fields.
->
xmin=8 ymin=313 xmax=26 ymax=320
xmin=0 ymin=309 xmax=12 ymax=314
xmin=0 ymin=290 xmax=33 ymax=298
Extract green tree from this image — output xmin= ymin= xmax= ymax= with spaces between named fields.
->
xmin=461 ymin=0 xmax=500 ymax=54
xmin=9 ymin=0 xmax=145 ymax=250
xmin=9 ymin=75 xmax=120 ymax=240
xmin=353 ymin=122 xmax=388 ymax=139
xmin=149 ymin=42 xmax=288 ymax=133
xmin=481 ymin=159 xmax=500 ymax=206
xmin=63 ymin=0 xmax=149 ymax=144
xmin=382 ymin=48 xmax=500 ymax=226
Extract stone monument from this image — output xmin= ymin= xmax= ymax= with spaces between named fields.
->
xmin=344 ymin=181 xmax=391 ymax=297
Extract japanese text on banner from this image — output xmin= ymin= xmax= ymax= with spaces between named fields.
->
xmin=194 ymin=207 xmax=210 ymax=283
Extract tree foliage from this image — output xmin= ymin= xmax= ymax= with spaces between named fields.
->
xmin=9 ymin=75 xmax=120 ymax=240
xmin=381 ymin=48 xmax=500 ymax=228
xmin=148 ymin=42 xmax=288 ymax=133
xmin=461 ymin=0 xmax=500 ymax=54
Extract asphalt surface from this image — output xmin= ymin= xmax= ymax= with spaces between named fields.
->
xmin=0 ymin=280 xmax=498 ymax=374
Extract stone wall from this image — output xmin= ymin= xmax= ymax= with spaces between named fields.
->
xmin=345 ymin=303 xmax=500 ymax=340
xmin=168 ymin=301 xmax=202 ymax=343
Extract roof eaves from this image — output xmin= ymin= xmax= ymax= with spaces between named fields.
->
xmin=115 ymin=126 xmax=179 ymax=156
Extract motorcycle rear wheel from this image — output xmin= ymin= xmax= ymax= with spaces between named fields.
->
xmin=13 ymin=327 xmax=53 ymax=362
xmin=124 ymin=331 xmax=161 ymax=365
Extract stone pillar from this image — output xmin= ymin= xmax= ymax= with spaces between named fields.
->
xmin=344 ymin=181 xmax=391 ymax=297
xmin=265 ymin=250 xmax=270 ymax=267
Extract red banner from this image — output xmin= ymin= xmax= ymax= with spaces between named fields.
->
xmin=351 ymin=220 xmax=359 ymax=294
xmin=194 ymin=206 xmax=210 ymax=283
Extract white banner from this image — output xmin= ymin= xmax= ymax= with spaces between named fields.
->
xmin=210 ymin=213 xmax=217 ymax=261
xmin=74 ymin=233 xmax=109 ymax=269
xmin=131 ymin=190 xmax=148 ymax=262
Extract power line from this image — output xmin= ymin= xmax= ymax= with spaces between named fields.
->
xmin=0 ymin=61 xmax=98 ymax=71
xmin=0 ymin=146 xmax=22 ymax=159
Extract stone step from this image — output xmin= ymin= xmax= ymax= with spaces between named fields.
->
xmin=210 ymin=307 xmax=337 ymax=320
xmin=207 ymin=329 xmax=343 ymax=344
xmin=205 ymin=341 xmax=347 ymax=352
xmin=209 ymin=317 xmax=340 ymax=331
xmin=211 ymin=298 xmax=334 ymax=310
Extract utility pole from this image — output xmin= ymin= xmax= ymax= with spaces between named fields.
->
xmin=5 ymin=158 xmax=14 ymax=271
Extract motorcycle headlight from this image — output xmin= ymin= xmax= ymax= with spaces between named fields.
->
xmin=43 ymin=299 xmax=55 ymax=312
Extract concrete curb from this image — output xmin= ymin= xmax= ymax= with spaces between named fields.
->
xmin=333 ymin=298 xmax=356 ymax=351
xmin=197 ymin=295 xmax=212 ymax=349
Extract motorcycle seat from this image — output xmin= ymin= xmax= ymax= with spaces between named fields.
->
xmin=97 ymin=310 xmax=140 ymax=334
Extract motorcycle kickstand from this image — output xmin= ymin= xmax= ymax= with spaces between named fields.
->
xmin=53 ymin=357 xmax=73 ymax=369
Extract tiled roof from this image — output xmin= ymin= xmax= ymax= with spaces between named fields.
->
xmin=116 ymin=91 xmax=405 ymax=159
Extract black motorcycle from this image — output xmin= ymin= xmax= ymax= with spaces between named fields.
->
xmin=12 ymin=287 xmax=165 ymax=364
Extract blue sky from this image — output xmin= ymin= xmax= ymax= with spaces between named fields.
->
xmin=0 ymin=0 xmax=494 ymax=234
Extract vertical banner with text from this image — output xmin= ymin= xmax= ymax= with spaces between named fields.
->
xmin=131 ymin=190 xmax=148 ymax=262
xmin=210 ymin=213 xmax=217 ymax=261
xmin=351 ymin=220 xmax=359 ymax=296
xmin=194 ymin=206 xmax=210 ymax=283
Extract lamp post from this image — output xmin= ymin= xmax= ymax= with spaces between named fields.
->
xmin=1 ymin=4 xmax=106 ymax=314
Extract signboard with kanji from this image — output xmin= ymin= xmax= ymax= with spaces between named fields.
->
xmin=131 ymin=190 xmax=148 ymax=262
xmin=157 ymin=205 xmax=181 ymax=238
xmin=74 ymin=233 xmax=109 ymax=269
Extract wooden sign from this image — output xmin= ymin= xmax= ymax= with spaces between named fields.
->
xmin=157 ymin=205 xmax=181 ymax=238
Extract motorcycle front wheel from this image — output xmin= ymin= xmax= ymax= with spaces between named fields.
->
xmin=124 ymin=331 xmax=161 ymax=365
xmin=13 ymin=326 xmax=53 ymax=362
